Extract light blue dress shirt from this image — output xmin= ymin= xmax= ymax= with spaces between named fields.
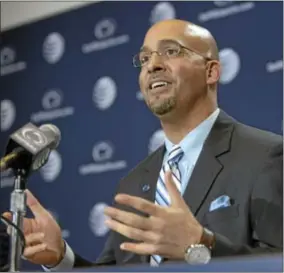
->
xmin=163 ymin=108 xmax=220 ymax=194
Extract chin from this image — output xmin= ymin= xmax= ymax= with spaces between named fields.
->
xmin=149 ymin=100 xmax=176 ymax=116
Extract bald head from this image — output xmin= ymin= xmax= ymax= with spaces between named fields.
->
xmin=143 ymin=19 xmax=219 ymax=60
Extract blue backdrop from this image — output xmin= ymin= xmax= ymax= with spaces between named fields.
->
xmin=0 ymin=1 xmax=283 ymax=270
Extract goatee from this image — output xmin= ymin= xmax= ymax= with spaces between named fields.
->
xmin=148 ymin=97 xmax=177 ymax=115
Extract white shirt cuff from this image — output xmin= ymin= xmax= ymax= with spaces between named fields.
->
xmin=42 ymin=241 xmax=75 ymax=271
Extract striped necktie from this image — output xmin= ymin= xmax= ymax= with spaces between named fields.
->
xmin=150 ymin=145 xmax=184 ymax=266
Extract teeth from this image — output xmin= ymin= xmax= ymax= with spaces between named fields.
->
xmin=151 ymin=81 xmax=168 ymax=89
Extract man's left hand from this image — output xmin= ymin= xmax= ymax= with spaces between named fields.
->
xmin=104 ymin=171 xmax=203 ymax=259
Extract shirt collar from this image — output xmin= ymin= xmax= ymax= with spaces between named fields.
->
xmin=164 ymin=108 xmax=220 ymax=154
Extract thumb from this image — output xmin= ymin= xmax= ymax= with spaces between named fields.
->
xmin=26 ymin=190 xmax=47 ymax=218
xmin=165 ymin=171 xmax=187 ymax=209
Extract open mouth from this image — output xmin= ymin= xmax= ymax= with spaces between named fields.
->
xmin=149 ymin=81 xmax=170 ymax=90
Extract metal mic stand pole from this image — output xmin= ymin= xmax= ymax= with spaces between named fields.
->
xmin=9 ymin=169 xmax=27 ymax=272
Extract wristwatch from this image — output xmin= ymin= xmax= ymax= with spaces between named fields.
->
xmin=184 ymin=244 xmax=211 ymax=265
xmin=184 ymin=227 xmax=215 ymax=265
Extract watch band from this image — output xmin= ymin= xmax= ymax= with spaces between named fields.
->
xmin=200 ymin=227 xmax=215 ymax=250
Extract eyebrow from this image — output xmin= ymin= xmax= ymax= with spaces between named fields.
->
xmin=140 ymin=39 xmax=182 ymax=52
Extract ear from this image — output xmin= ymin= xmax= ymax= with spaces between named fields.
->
xmin=206 ymin=60 xmax=221 ymax=85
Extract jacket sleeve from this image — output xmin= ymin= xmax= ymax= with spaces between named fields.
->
xmin=74 ymin=230 xmax=116 ymax=267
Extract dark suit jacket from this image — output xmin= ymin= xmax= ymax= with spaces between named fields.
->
xmin=74 ymin=110 xmax=283 ymax=267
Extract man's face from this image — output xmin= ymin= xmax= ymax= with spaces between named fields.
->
xmin=138 ymin=23 xmax=209 ymax=118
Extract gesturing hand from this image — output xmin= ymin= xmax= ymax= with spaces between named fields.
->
xmin=104 ymin=171 xmax=203 ymax=259
xmin=2 ymin=190 xmax=65 ymax=266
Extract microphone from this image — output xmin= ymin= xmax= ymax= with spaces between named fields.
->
xmin=1 ymin=122 xmax=61 ymax=272
xmin=0 ymin=122 xmax=61 ymax=174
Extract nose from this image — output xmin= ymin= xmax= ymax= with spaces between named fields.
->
xmin=146 ymin=53 xmax=166 ymax=74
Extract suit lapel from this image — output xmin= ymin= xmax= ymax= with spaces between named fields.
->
xmin=138 ymin=145 xmax=165 ymax=203
xmin=182 ymin=110 xmax=235 ymax=216
xmin=122 ymin=146 xmax=165 ymax=264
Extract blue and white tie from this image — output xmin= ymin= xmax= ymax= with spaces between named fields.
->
xmin=150 ymin=145 xmax=184 ymax=266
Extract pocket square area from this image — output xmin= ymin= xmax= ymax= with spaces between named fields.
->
xmin=209 ymin=195 xmax=231 ymax=212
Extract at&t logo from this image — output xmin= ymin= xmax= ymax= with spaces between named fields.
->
xmin=79 ymin=141 xmax=127 ymax=175
xmin=42 ymin=32 xmax=65 ymax=64
xmin=93 ymin=76 xmax=117 ymax=110
xmin=136 ymin=90 xmax=144 ymax=101
xmin=1 ymin=99 xmax=16 ymax=132
xmin=219 ymin=48 xmax=240 ymax=84
xmin=81 ymin=18 xmax=130 ymax=53
xmin=89 ymin=203 xmax=109 ymax=237
xmin=148 ymin=129 xmax=165 ymax=154
xmin=40 ymin=150 xmax=62 ymax=182
xmin=150 ymin=2 xmax=176 ymax=25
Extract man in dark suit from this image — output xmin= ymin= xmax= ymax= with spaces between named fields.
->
xmin=2 ymin=19 xmax=282 ymax=270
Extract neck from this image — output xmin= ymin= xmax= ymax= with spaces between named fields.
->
xmin=160 ymin=101 xmax=217 ymax=144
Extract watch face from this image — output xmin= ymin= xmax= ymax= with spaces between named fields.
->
xmin=185 ymin=245 xmax=211 ymax=265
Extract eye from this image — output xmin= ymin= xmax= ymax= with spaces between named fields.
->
xmin=139 ymin=53 xmax=150 ymax=64
xmin=165 ymin=48 xmax=179 ymax=57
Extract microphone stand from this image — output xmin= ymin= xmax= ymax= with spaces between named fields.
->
xmin=9 ymin=168 xmax=28 ymax=272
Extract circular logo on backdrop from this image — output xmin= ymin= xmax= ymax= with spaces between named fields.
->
xmin=219 ymin=48 xmax=240 ymax=84
xmin=40 ymin=150 xmax=62 ymax=182
xmin=43 ymin=32 xmax=65 ymax=64
xmin=1 ymin=99 xmax=16 ymax=132
xmin=89 ymin=203 xmax=109 ymax=237
xmin=148 ymin=129 xmax=165 ymax=154
xmin=42 ymin=89 xmax=63 ymax=110
xmin=150 ymin=2 xmax=176 ymax=24
xmin=0 ymin=47 xmax=16 ymax=66
xmin=94 ymin=18 xmax=116 ymax=40
xmin=92 ymin=141 xmax=113 ymax=162
xmin=93 ymin=76 xmax=117 ymax=110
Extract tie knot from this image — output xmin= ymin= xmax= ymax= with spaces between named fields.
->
xmin=167 ymin=145 xmax=184 ymax=165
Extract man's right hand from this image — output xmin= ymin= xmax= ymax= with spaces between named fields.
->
xmin=2 ymin=190 xmax=65 ymax=267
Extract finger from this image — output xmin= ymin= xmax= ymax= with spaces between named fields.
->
xmin=104 ymin=206 xmax=151 ymax=230
xmin=2 ymin=212 xmax=12 ymax=221
xmin=105 ymin=218 xmax=156 ymax=243
xmin=26 ymin=190 xmax=48 ymax=218
xmin=121 ymin=242 xmax=170 ymax=257
xmin=2 ymin=212 xmax=33 ymax=235
xmin=1 ymin=212 xmax=12 ymax=234
xmin=23 ymin=243 xmax=47 ymax=258
xmin=25 ymin=233 xmax=45 ymax=246
xmin=165 ymin=171 xmax=187 ymax=209
xmin=114 ymin=194 xmax=162 ymax=217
